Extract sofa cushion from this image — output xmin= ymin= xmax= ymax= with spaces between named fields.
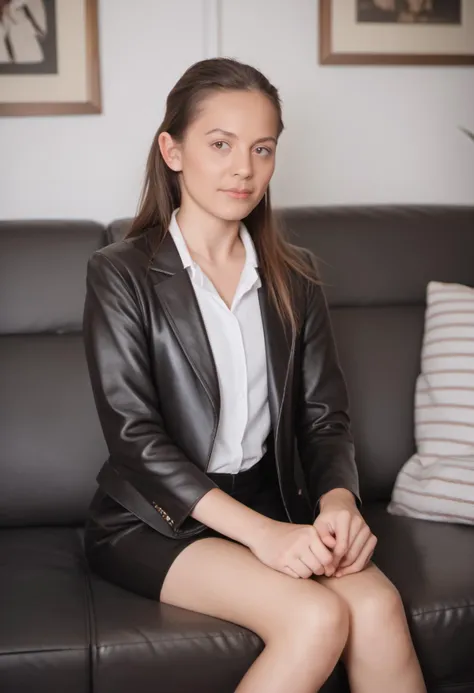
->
xmin=0 ymin=220 xmax=105 ymax=335
xmin=389 ymin=281 xmax=474 ymax=525
xmin=86 ymin=573 xmax=262 ymax=693
xmin=0 ymin=524 xmax=347 ymax=693
xmin=280 ymin=205 xmax=474 ymax=307
xmin=0 ymin=220 xmax=109 ymax=528
xmin=0 ymin=334 xmax=108 ymax=527
xmin=364 ymin=502 xmax=474 ymax=691
xmin=0 ymin=527 xmax=91 ymax=693
xmin=330 ymin=306 xmax=425 ymax=501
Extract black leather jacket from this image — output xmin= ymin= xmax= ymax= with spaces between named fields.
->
xmin=83 ymin=227 xmax=360 ymax=540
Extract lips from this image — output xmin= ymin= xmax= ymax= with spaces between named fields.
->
xmin=221 ymin=189 xmax=253 ymax=199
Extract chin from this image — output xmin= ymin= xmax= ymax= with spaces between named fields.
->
xmin=213 ymin=199 xmax=258 ymax=222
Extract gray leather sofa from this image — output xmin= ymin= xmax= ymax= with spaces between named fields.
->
xmin=1 ymin=205 xmax=474 ymax=693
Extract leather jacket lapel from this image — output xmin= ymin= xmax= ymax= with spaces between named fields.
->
xmin=258 ymin=275 xmax=299 ymax=520
xmin=147 ymin=230 xmax=294 ymax=452
xmin=148 ymin=232 xmax=221 ymax=418
xmin=154 ymin=272 xmax=221 ymax=417
xmin=257 ymin=273 xmax=294 ymax=451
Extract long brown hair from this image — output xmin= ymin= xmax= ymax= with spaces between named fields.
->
xmin=125 ymin=57 xmax=318 ymax=335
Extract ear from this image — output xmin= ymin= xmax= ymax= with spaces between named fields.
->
xmin=158 ymin=132 xmax=183 ymax=172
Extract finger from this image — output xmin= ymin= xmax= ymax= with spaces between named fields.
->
xmin=299 ymin=548 xmax=326 ymax=576
xmin=290 ymin=557 xmax=313 ymax=579
xmin=309 ymin=534 xmax=335 ymax=568
xmin=337 ymin=525 xmax=372 ymax=569
xmin=320 ymin=532 xmax=337 ymax=550
xmin=335 ymin=540 xmax=374 ymax=577
xmin=313 ymin=519 xmax=337 ymax=549
xmin=335 ymin=535 xmax=378 ymax=578
xmin=332 ymin=511 xmax=351 ymax=566
xmin=283 ymin=565 xmax=301 ymax=579
xmin=309 ymin=529 xmax=337 ymax=576
xmin=336 ymin=517 xmax=364 ymax=568
xmin=346 ymin=515 xmax=364 ymax=553
xmin=338 ymin=518 xmax=375 ymax=568
xmin=323 ymin=563 xmax=336 ymax=577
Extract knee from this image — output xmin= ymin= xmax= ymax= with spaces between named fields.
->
xmin=354 ymin=581 xmax=406 ymax=636
xmin=286 ymin=588 xmax=349 ymax=650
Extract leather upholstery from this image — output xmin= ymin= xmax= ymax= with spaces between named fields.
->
xmin=1 ymin=206 xmax=474 ymax=693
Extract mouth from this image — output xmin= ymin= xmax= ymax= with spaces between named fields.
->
xmin=221 ymin=189 xmax=253 ymax=199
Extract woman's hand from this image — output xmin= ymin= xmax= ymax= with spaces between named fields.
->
xmin=249 ymin=519 xmax=337 ymax=579
xmin=313 ymin=489 xmax=377 ymax=578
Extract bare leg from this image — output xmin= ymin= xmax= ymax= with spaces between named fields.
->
xmin=160 ymin=537 xmax=349 ymax=693
xmin=316 ymin=562 xmax=427 ymax=693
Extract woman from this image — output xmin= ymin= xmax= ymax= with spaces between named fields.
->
xmin=83 ymin=58 xmax=426 ymax=693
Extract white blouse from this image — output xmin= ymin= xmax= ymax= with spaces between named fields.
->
xmin=167 ymin=208 xmax=271 ymax=474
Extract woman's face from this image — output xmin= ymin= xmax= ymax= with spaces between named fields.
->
xmin=165 ymin=89 xmax=279 ymax=222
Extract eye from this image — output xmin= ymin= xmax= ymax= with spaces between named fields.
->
xmin=255 ymin=146 xmax=273 ymax=157
xmin=212 ymin=141 xmax=230 ymax=151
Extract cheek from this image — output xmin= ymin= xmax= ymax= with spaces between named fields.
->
xmin=258 ymin=158 xmax=276 ymax=185
xmin=184 ymin=148 xmax=224 ymax=182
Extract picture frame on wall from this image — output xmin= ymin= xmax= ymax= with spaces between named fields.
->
xmin=319 ymin=0 xmax=474 ymax=65
xmin=0 ymin=0 xmax=101 ymax=116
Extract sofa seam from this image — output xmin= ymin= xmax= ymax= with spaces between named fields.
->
xmin=411 ymin=602 xmax=474 ymax=619
xmin=76 ymin=527 xmax=98 ymax=693
xmin=0 ymin=646 xmax=88 ymax=656
xmin=95 ymin=630 xmax=262 ymax=650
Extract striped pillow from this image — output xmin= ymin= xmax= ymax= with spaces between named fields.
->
xmin=388 ymin=280 xmax=474 ymax=525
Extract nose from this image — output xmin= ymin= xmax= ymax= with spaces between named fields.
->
xmin=232 ymin=148 xmax=253 ymax=179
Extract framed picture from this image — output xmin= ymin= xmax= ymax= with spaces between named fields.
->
xmin=319 ymin=0 xmax=474 ymax=65
xmin=0 ymin=0 xmax=101 ymax=116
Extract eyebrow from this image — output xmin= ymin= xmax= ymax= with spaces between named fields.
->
xmin=204 ymin=128 xmax=277 ymax=146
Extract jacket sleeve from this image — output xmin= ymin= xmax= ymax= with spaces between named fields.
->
xmin=82 ymin=250 xmax=219 ymax=531
xmin=295 ymin=252 xmax=361 ymax=520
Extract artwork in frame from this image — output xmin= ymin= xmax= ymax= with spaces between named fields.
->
xmin=319 ymin=0 xmax=474 ymax=65
xmin=0 ymin=0 xmax=101 ymax=116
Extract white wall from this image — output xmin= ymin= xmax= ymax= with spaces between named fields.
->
xmin=1 ymin=0 xmax=473 ymax=222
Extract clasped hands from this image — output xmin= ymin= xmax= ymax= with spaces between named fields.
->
xmin=312 ymin=488 xmax=377 ymax=578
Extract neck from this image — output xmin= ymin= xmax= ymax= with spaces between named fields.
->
xmin=175 ymin=198 xmax=243 ymax=265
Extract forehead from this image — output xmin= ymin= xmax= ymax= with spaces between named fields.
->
xmin=190 ymin=90 xmax=279 ymax=137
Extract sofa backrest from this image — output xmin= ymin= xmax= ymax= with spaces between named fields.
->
xmin=0 ymin=221 xmax=107 ymax=527
xmin=1 ymin=206 xmax=473 ymax=526
xmin=281 ymin=206 xmax=474 ymax=501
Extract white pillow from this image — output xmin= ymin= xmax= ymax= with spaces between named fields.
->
xmin=388 ymin=280 xmax=474 ymax=525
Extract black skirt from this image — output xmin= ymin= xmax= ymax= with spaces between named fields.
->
xmin=83 ymin=450 xmax=288 ymax=602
